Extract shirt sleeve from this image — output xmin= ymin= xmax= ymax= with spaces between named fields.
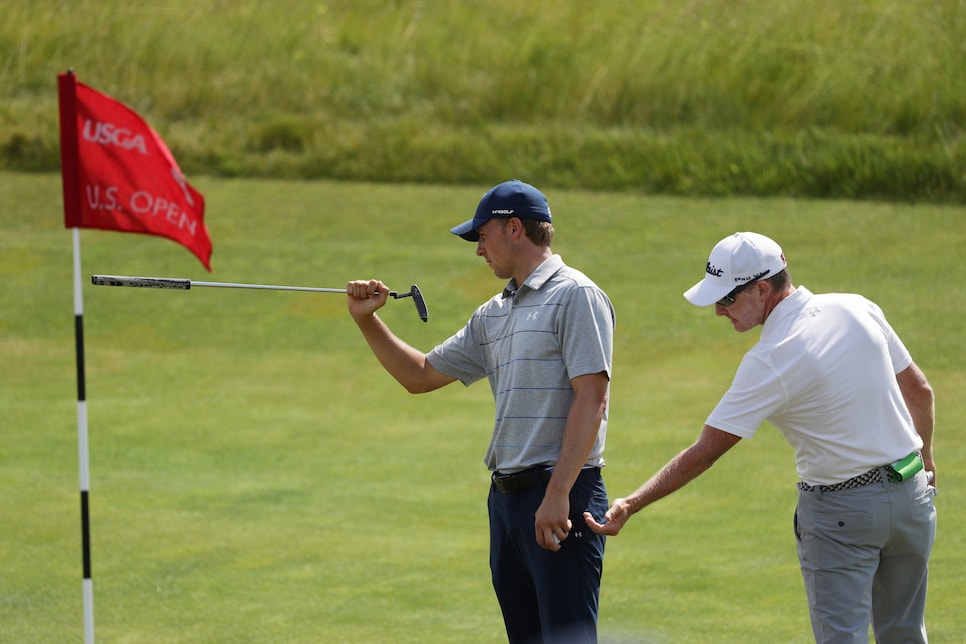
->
xmin=867 ymin=299 xmax=913 ymax=374
xmin=426 ymin=317 xmax=487 ymax=387
xmin=560 ymin=286 xmax=615 ymax=381
xmin=706 ymin=352 xmax=786 ymax=438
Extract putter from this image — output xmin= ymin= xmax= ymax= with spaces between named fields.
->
xmin=91 ymin=274 xmax=429 ymax=322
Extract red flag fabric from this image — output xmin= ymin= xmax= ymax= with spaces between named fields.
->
xmin=58 ymin=72 xmax=212 ymax=270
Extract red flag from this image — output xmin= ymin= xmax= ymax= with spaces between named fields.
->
xmin=58 ymin=71 xmax=212 ymax=270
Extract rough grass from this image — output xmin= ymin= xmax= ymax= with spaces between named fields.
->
xmin=1 ymin=1 xmax=964 ymax=199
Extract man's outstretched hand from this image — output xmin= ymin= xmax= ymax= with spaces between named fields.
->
xmin=583 ymin=498 xmax=633 ymax=536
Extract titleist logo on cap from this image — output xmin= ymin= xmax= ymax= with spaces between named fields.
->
xmin=706 ymin=263 xmax=724 ymax=276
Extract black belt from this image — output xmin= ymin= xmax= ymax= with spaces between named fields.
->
xmin=492 ymin=467 xmax=553 ymax=494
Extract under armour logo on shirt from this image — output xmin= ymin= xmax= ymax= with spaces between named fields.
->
xmin=527 ymin=311 xmax=540 ymax=321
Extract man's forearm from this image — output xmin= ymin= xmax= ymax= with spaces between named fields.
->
xmin=353 ymin=313 xmax=448 ymax=394
xmin=547 ymin=374 xmax=608 ymax=494
xmin=625 ymin=425 xmax=741 ymax=515
xmin=897 ymin=363 xmax=935 ymax=462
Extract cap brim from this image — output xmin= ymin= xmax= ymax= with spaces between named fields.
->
xmin=683 ymin=278 xmax=734 ymax=307
xmin=450 ymin=218 xmax=481 ymax=241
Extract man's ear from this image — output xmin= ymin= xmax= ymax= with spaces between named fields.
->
xmin=508 ymin=217 xmax=524 ymax=238
xmin=756 ymin=279 xmax=772 ymax=298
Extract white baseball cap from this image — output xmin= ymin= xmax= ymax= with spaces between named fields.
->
xmin=684 ymin=232 xmax=787 ymax=306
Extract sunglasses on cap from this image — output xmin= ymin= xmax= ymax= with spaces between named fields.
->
xmin=717 ymin=280 xmax=756 ymax=307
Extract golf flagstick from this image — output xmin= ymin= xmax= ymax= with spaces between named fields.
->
xmin=91 ymin=274 xmax=429 ymax=321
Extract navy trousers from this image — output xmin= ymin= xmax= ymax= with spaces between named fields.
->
xmin=488 ymin=467 xmax=608 ymax=644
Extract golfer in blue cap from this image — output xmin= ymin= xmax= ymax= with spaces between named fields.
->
xmin=347 ymin=180 xmax=615 ymax=643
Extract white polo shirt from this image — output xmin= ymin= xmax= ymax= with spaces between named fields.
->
xmin=707 ymin=286 xmax=922 ymax=486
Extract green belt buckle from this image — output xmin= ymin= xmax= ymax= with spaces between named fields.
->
xmin=887 ymin=453 xmax=922 ymax=482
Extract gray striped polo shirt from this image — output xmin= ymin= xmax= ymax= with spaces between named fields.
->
xmin=427 ymin=255 xmax=615 ymax=473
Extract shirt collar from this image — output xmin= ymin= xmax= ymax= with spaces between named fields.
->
xmin=502 ymin=254 xmax=564 ymax=299
xmin=761 ymin=285 xmax=812 ymax=339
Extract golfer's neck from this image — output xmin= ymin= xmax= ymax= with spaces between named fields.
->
xmin=513 ymin=247 xmax=553 ymax=288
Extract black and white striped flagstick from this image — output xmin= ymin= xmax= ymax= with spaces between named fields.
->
xmin=72 ymin=228 xmax=95 ymax=643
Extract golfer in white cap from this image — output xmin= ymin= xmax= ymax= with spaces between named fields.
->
xmin=585 ymin=232 xmax=937 ymax=643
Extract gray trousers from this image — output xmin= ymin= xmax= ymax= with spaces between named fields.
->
xmin=794 ymin=469 xmax=937 ymax=643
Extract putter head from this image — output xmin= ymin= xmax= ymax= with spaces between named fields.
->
xmin=390 ymin=285 xmax=429 ymax=322
xmin=410 ymin=285 xmax=428 ymax=322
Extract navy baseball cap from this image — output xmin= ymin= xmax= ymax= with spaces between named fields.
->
xmin=451 ymin=180 xmax=552 ymax=242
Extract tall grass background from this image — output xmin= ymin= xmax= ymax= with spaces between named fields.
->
xmin=1 ymin=0 xmax=964 ymax=199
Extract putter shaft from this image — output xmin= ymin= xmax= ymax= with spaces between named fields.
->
xmin=91 ymin=274 xmax=428 ymax=321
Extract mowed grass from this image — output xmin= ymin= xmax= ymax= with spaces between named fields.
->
xmin=1 ymin=171 xmax=964 ymax=642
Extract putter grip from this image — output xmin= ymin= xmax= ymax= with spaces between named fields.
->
xmin=92 ymin=275 xmax=192 ymax=290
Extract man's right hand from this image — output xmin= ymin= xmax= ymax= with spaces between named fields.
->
xmin=583 ymin=498 xmax=632 ymax=536
xmin=346 ymin=279 xmax=389 ymax=320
